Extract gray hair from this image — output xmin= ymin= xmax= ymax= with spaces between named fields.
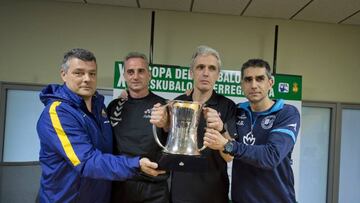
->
xmin=124 ymin=52 xmax=149 ymax=69
xmin=61 ymin=48 xmax=96 ymax=72
xmin=190 ymin=45 xmax=222 ymax=70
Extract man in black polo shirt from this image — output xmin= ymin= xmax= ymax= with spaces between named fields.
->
xmin=107 ymin=52 xmax=169 ymax=203
xmin=151 ymin=45 xmax=236 ymax=203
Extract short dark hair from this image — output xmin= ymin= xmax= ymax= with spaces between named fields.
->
xmin=61 ymin=48 xmax=96 ymax=71
xmin=241 ymin=59 xmax=272 ymax=79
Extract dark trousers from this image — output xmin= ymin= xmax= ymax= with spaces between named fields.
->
xmin=111 ymin=179 xmax=169 ymax=203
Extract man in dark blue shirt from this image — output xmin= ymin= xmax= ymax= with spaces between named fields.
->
xmin=204 ymin=59 xmax=300 ymax=203
xmin=151 ymin=45 xmax=235 ymax=203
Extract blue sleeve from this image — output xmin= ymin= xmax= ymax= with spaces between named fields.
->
xmin=233 ymin=105 xmax=300 ymax=169
xmin=37 ymin=101 xmax=139 ymax=181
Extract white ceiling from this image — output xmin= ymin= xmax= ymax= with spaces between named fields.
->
xmin=54 ymin=0 xmax=360 ymax=26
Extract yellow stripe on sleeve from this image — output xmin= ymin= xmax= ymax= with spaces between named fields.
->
xmin=49 ymin=101 xmax=81 ymax=166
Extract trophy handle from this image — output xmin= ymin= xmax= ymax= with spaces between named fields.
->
xmin=153 ymin=125 xmax=167 ymax=150
xmin=198 ymin=145 xmax=207 ymax=152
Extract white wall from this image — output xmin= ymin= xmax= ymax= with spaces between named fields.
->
xmin=1 ymin=0 xmax=360 ymax=103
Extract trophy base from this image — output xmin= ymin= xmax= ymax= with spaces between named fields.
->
xmin=157 ymin=152 xmax=209 ymax=172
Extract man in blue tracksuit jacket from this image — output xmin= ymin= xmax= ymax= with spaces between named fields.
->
xmin=204 ymin=59 xmax=300 ymax=203
xmin=37 ymin=48 xmax=164 ymax=203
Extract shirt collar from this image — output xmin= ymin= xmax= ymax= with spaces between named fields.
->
xmin=186 ymin=90 xmax=218 ymax=107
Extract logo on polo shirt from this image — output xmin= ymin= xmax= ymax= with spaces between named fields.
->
xmin=144 ymin=108 xmax=152 ymax=118
xmin=261 ymin=115 xmax=276 ymax=129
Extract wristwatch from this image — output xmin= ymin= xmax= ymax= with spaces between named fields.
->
xmin=223 ymin=140 xmax=235 ymax=156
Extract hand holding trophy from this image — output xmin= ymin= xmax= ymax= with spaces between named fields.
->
xmin=151 ymin=100 xmax=208 ymax=171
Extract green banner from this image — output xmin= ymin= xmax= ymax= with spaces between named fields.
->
xmin=114 ymin=62 xmax=302 ymax=101
xmin=273 ymin=74 xmax=302 ymax=101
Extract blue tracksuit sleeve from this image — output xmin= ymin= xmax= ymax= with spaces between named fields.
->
xmin=37 ymin=101 xmax=139 ymax=181
xmin=234 ymin=105 xmax=300 ymax=169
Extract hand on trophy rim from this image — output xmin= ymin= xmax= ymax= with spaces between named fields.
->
xmin=203 ymin=127 xmax=228 ymax=151
xmin=203 ymin=107 xmax=224 ymax=132
xmin=150 ymin=103 xmax=170 ymax=130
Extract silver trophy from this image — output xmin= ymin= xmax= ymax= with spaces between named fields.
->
xmin=153 ymin=100 xmax=206 ymax=156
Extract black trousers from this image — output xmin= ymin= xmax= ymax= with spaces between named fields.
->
xmin=111 ymin=179 xmax=169 ymax=203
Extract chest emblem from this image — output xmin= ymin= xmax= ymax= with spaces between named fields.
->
xmin=243 ymin=131 xmax=255 ymax=145
xmin=261 ymin=115 xmax=276 ymax=129
xmin=144 ymin=108 xmax=152 ymax=119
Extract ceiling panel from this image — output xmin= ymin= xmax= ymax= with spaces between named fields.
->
xmin=293 ymin=0 xmax=360 ymax=23
xmin=53 ymin=0 xmax=84 ymax=3
xmin=342 ymin=11 xmax=360 ymax=25
xmin=192 ymin=0 xmax=248 ymax=15
xmin=139 ymin=0 xmax=192 ymax=12
xmin=48 ymin=0 xmax=360 ymax=26
xmin=243 ymin=0 xmax=309 ymax=19
xmin=86 ymin=0 xmax=138 ymax=7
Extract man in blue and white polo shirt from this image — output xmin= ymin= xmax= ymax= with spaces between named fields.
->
xmin=204 ymin=59 xmax=300 ymax=203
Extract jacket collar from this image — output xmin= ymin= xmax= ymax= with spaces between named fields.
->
xmin=239 ymin=99 xmax=284 ymax=116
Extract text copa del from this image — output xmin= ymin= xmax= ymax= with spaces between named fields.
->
xmin=148 ymin=65 xmax=241 ymax=83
